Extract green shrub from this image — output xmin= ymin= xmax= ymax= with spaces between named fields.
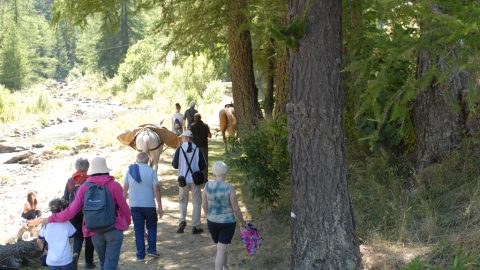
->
xmin=203 ymin=80 xmax=226 ymax=104
xmin=228 ymin=119 xmax=290 ymax=206
xmin=128 ymin=75 xmax=159 ymax=103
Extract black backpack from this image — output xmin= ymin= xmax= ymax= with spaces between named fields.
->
xmin=82 ymin=182 xmax=116 ymax=232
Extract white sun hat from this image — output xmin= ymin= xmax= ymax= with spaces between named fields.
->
xmin=179 ymin=130 xmax=193 ymax=138
xmin=87 ymin=156 xmax=112 ymax=175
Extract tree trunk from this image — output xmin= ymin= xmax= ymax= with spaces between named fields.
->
xmin=413 ymin=48 xmax=469 ymax=170
xmin=288 ymin=0 xmax=359 ymax=269
xmin=273 ymin=42 xmax=288 ymax=119
xmin=226 ymin=0 xmax=263 ymax=135
xmin=264 ymin=39 xmax=275 ymax=119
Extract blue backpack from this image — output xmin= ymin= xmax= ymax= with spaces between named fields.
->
xmin=82 ymin=182 xmax=116 ymax=232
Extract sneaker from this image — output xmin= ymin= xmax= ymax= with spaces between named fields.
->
xmin=147 ymin=252 xmax=161 ymax=258
xmin=72 ymin=253 xmax=79 ymax=270
xmin=136 ymin=258 xmax=145 ymax=262
xmin=192 ymin=227 xmax=204 ymax=234
xmin=177 ymin=221 xmax=187 ymax=233
xmin=85 ymin=262 xmax=96 ymax=269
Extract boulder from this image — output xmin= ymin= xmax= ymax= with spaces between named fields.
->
xmin=4 ymin=152 xmax=33 ymax=164
xmin=0 ymin=144 xmax=16 ymax=153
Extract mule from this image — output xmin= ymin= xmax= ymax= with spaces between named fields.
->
xmin=135 ymin=127 xmax=164 ymax=173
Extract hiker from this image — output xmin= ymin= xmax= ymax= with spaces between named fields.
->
xmin=123 ymin=152 xmax=164 ymax=262
xmin=22 ymin=191 xmax=41 ymax=220
xmin=38 ymin=198 xmax=76 ymax=270
xmin=29 ymin=157 xmax=131 ymax=270
xmin=172 ymin=130 xmax=207 ymax=234
xmin=62 ymin=158 xmax=95 ymax=269
xmin=17 ymin=191 xmax=42 ymax=240
xmin=183 ymin=101 xmax=198 ymax=130
xmin=190 ymin=113 xmax=212 ymax=179
xmin=202 ymin=161 xmax=246 ymax=270
xmin=171 ymin=103 xmax=184 ymax=134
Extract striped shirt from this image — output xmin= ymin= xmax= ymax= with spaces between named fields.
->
xmin=205 ymin=181 xmax=236 ymax=223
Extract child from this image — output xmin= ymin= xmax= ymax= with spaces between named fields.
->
xmin=38 ymin=198 xmax=76 ymax=270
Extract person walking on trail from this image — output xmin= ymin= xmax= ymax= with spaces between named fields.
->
xmin=172 ymin=130 xmax=207 ymax=234
xmin=171 ymin=103 xmax=184 ymax=134
xmin=62 ymin=158 xmax=95 ymax=269
xmin=38 ymin=198 xmax=76 ymax=270
xmin=183 ymin=101 xmax=198 ymax=130
xmin=190 ymin=113 xmax=212 ymax=179
xmin=202 ymin=161 xmax=246 ymax=270
xmin=123 ymin=152 xmax=164 ymax=262
xmin=29 ymin=157 xmax=131 ymax=270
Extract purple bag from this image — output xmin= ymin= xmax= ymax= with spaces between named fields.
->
xmin=240 ymin=223 xmax=262 ymax=256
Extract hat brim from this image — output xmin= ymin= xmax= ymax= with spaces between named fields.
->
xmin=87 ymin=167 xmax=112 ymax=175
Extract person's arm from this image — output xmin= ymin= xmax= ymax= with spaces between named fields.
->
xmin=123 ymin=182 xmax=129 ymax=199
xmin=153 ymin=183 xmax=163 ymax=219
xmin=207 ymin=125 xmax=212 ymax=138
xmin=229 ymin=187 xmax=246 ymax=226
xmin=201 ymin=189 xmax=208 ymax=216
xmin=198 ymin=149 xmax=207 ymax=171
xmin=112 ymin=183 xmax=131 ymax=226
xmin=172 ymin=148 xmax=180 ymax=169
xmin=62 ymin=182 xmax=69 ymax=201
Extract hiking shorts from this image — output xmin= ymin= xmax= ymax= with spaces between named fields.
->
xmin=207 ymin=220 xmax=236 ymax=244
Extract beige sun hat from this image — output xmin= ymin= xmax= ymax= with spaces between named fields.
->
xmin=179 ymin=130 xmax=193 ymax=138
xmin=87 ymin=156 xmax=112 ymax=175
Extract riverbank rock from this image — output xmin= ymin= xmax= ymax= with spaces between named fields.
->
xmin=0 ymin=144 xmax=16 ymax=153
xmin=4 ymin=152 xmax=34 ymax=164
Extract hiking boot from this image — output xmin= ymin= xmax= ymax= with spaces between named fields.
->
xmin=192 ymin=227 xmax=204 ymax=234
xmin=177 ymin=221 xmax=187 ymax=233
xmin=72 ymin=253 xmax=79 ymax=270
xmin=147 ymin=252 xmax=161 ymax=258
xmin=85 ymin=262 xmax=96 ymax=269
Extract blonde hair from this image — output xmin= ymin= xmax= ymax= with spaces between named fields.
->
xmin=212 ymin=161 xmax=228 ymax=177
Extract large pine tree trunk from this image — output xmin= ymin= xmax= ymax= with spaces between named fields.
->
xmin=288 ymin=0 xmax=359 ymax=269
xmin=226 ymin=0 xmax=263 ymax=135
xmin=413 ymin=48 xmax=469 ymax=170
xmin=273 ymin=43 xmax=288 ymax=119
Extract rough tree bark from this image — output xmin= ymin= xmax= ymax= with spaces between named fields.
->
xmin=288 ymin=0 xmax=360 ymax=269
xmin=413 ymin=48 xmax=469 ymax=170
xmin=273 ymin=42 xmax=288 ymax=119
xmin=226 ymin=0 xmax=263 ymax=135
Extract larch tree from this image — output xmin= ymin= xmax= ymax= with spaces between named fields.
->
xmin=287 ymin=0 xmax=360 ymax=269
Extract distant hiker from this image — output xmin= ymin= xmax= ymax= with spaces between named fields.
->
xmin=29 ymin=157 xmax=131 ymax=270
xmin=172 ymin=130 xmax=207 ymax=234
xmin=38 ymin=198 xmax=76 ymax=270
xmin=22 ymin=191 xmax=41 ymax=220
xmin=123 ymin=152 xmax=164 ymax=261
xmin=202 ymin=161 xmax=246 ymax=270
xmin=171 ymin=103 xmax=184 ymax=134
xmin=62 ymin=158 xmax=95 ymax=269
xmin=183 ymin=101 xmax=198 ymax=130
xmin=17 ymin=191 xmax=42 ymax=241
xmin=190 ymin=113 xmax=212 ymax=178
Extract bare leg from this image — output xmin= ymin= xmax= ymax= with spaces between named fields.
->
xmin=215 ymin=243 xmax=228 ymax=270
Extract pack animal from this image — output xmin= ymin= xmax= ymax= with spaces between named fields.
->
xmin=135 ymin=127 xmax=164 ymax=172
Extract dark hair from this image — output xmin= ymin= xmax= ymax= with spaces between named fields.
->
xmin=49 ymin=198 xmax=69 ymax=213
xmin=27 ymin=191 xmax=38 ymax=209
xmin=187 ymin=142 xmax=193 ymax=153
xmin=175 ymin=103 xmax=181 ymax=109
xmin=194 ymin=113 xmax=201 ymax=121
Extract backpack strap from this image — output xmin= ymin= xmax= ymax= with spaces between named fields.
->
xmin=67 ymin=177 xmax=75 ymax=190
xmin=180 ymin=146 xmax=197 ymax=179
